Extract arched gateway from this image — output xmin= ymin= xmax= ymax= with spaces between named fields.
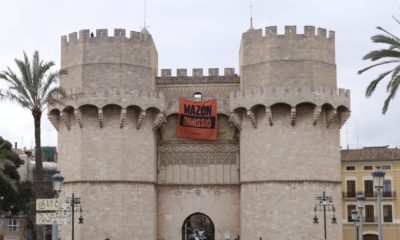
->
xmin=182 ymin=213 xmax=215 ymax=240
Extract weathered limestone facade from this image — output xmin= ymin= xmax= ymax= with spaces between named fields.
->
xmin=48 ymin=26 xmax=350 ymax=240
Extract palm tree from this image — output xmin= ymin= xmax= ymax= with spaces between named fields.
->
xmin=358 ymin=18 xmax=400 ymax=114
xmin=0 ymin=51 xmax=66 ymax=195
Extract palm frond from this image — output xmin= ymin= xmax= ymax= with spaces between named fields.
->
xmin=362 ymin=49 xmax=400 ymax=61
xmin=358 ymin=60 xmax=400 ymax=74
xmin=383 ymin=76 xmax=400 ymax=113
xmin=366 ymin=70 xmax=393 ymax=97
xmin=377 ymin=26 xmax=400 ymax=42
xmin=371 ymin=34 xmax=400 ymax=48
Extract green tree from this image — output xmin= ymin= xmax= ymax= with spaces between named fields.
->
xmin=358 ymin=18 xmax=400 ymax=114
xmin=0 ymin=136 xmax=34 ymax=239
xmin=0 ymin=137 xmax=20 ymax=192
xmin=0 ymin=51 xmax=65 ymax=192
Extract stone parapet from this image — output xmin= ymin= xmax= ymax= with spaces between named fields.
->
xmin=157 ymin=68 xmax=239 ymax=85
xmin=230 ymin=86 xmax=350 ymax=110
xmin=49 ymin=87 xmax=165 ymax=112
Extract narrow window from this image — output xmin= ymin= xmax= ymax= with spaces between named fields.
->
xmin=347 ymin=205 xmax=356 ymax=222
xmin=365 ymin=205 xmax=375 ymax=222
xmin=383 ymin=205 xmax=393 ymax=222
xmin=364 ymin=180 xmax=374 ymax=197
xmin=346 ymin=180 xmax=356 ymax=197
xmin=383 ymin=180 xmax=392 ymax=197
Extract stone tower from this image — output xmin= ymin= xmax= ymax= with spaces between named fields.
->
xmin=49 ymin=28 xmax=162 ymax=239
xmin=234 ymin=26 xmax=350 ymax=239
xmin=48 ymin=25 xmax=350 ymax=240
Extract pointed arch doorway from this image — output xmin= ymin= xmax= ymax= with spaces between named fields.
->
xmin=182 ymin=212 xmax=215 ymax=240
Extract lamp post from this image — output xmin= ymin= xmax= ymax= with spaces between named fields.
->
xmin=313 ymin=191 xmax=337 ymax=240
xmin=356 ymin=194 xmax=365 ymax=240
xmin=52 ymin=172 xmax=84 ymax=240
xmin=52 ymin=172 xmax=64 ymax=240
xmin=372 ymin=168 xmax=385 ymax=240
xmin=351 ymin=209 xmax=359 ymax=240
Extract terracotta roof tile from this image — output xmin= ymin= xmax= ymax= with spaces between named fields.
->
xmin=341 ymin=147 xmax=400 ymax=162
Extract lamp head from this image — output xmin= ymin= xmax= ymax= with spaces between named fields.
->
xmin=351 ymin=209 xmax=358 ymax=221
xmin=331 ymin=215 xmax=337 ymax=224
xmin=372 ymin=169 xmax=385 ymax=189
xmin=52 ymin=171 xmax=64 ymax=193
xmin=78 ymin=216 xmax=84 ymax=224
xmin=356 ymin=194 xmax=365 ymax=209
xmin=313 ymin=215 xmax=319 ymax=224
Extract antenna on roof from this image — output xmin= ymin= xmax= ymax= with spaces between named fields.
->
xmin=249 ymin=0 xmax=254 ymax=29
xmin=144 ymin=0 xmax=147 ymax=29
xmin=141 ymin=0 xmax=151 ymax=33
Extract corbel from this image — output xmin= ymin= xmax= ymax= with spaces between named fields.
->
xmin=266 ymin=107 xmax=273 ymax=126
xmin=153 ymin=112 xmax=167 ymax=131
xmin=247 ymin=110 xmax=257 ymax=129
xmin=326 ymin=109 xmax=337 ymax=127
xmin=98 ymin=108 xmax=104 ymax=128
xmin=47 ymin=113 xmax=59 ymax=131
xmin=313 ymin=106 xmax=322 ymax=126
xmin=229 ymin=112 xmax=242 ymax=131
xmin=290 ymin=107 xmax=296 ymax=126
xmin=60 ymin=111 xmax=71 ymax=130
xmin=120 ymin=108 xmax=127 ymax=128
xmin=136 ymin=110 xmax=146 ymax=130
xmin=74 ymin=108 xmax=83 ymax=128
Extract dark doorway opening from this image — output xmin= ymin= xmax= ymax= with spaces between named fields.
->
xmin=364 ymin=234 xmax=378 ymax=240
xmin=182 ymin=212 xmax=215 ymax=240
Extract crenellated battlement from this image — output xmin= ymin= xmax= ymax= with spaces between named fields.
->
xmin=61 ymin=28 xmax=152 ymax=45
xmin=230 ymin=86 xmax=350 ymax=111
xmin=60 ymin=28 xmax=158 ymax=92
xmin=242 ymin=25 xmax=334 ymax=40
xmin=156 ymin=68 xmax=239 ymax=85
xmin=240 ymin=25 xmax=337 ymax=89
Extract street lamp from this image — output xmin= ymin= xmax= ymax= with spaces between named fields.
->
xmin=356 ymin=194 xmax=365 ymax=240
xmin=52 ymin=172 xmax=84 ymax=240
xmin=313 ymin=191 xmax=337 ymax=240
xmin=372 ymin=168 xmax=385 ymax=240
xmin=351 ymin=209 xmax=359 ymax=240
xmin=52 ymin=172 xmax=64 ymax=240
xmin=52 ymin=172 xmax=64 ymax=197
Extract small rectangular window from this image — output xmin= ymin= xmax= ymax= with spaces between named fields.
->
xmin=364 ymin=180 xmax=374 ymax=197
xmin=381 ymin=165 xmax=391 ymax=170
xmin=383 ymin=205 xmax=393 ymax=222
xmin=8 ymin=219 xmax=19 ymax=232
xmin=346 ymin=166 xmax=355 ymax=171
xmin=365 ymin=205 xmax=375 ymax=222
xmin=383 ymin=180 xmax=392 ymax=197
xmin=363 ymin=165 xmax=373 ymax=170
xmin=346 ymin=180 xmax=356 ymax=197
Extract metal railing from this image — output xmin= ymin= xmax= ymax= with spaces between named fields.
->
xmin=342 ymin=191 xmax=396 ymax=199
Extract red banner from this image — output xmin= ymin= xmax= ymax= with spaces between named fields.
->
xmin=177 ymin=98 xmax=217 ymax=140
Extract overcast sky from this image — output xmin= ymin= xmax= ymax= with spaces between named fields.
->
xmin=0 ymin=0 xmax=399 ymax=149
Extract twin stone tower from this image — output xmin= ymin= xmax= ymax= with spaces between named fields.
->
xmin=48 ymin=25 xmax=350 ymax=240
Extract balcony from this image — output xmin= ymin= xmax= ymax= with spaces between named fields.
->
xmin=342 ymin=191 xmax=396 ymax=200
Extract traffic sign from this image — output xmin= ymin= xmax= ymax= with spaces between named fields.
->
xmin=36 ymin=212 xmax=72 ymax=225
xmin=36 ymin=199 xmax=71 ymax=211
